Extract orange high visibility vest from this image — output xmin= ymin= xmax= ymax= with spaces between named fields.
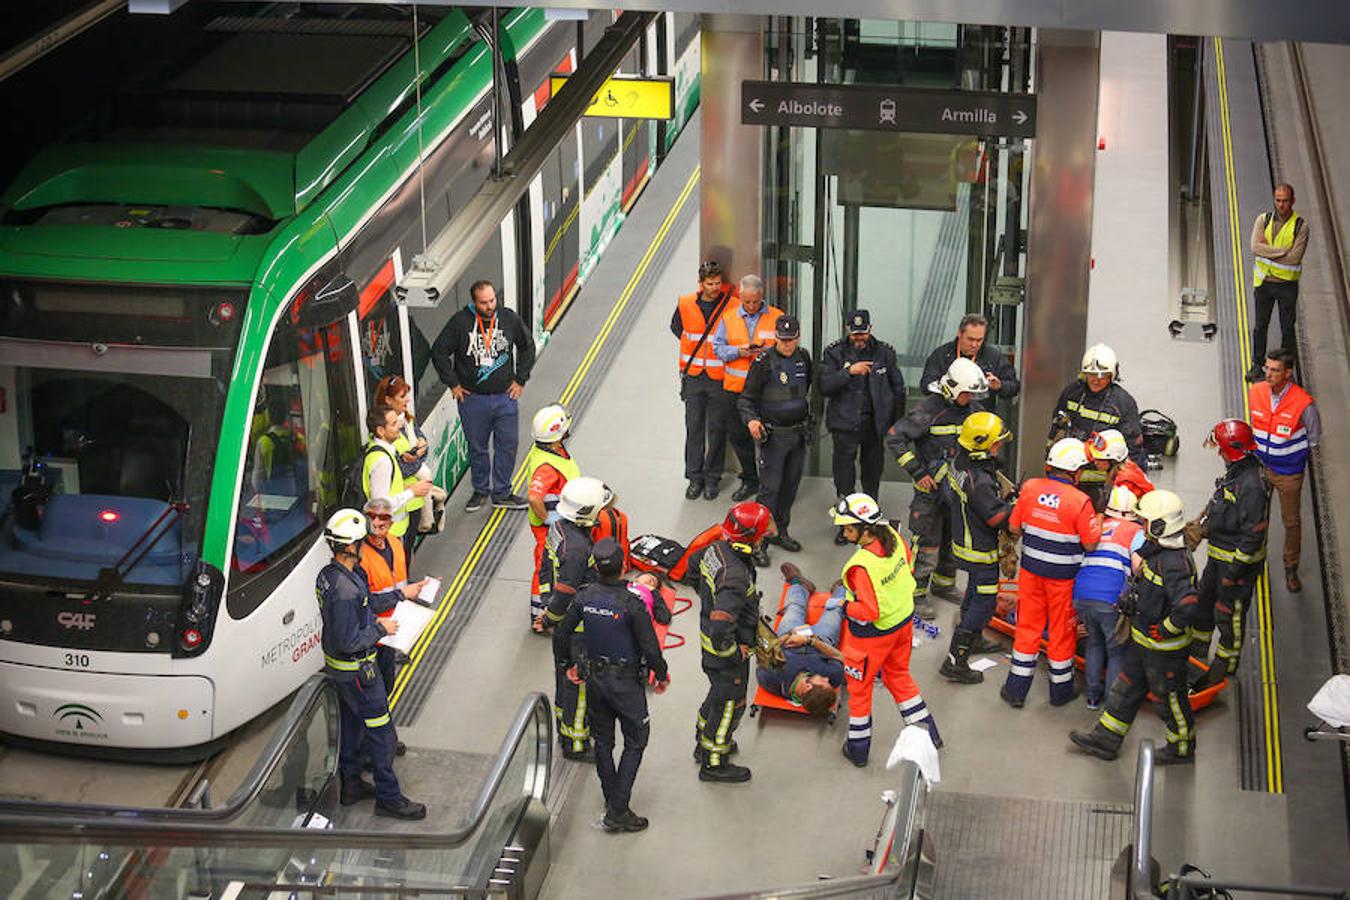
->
xmin=677 ymin=292 xmax=728 ymax=380
xmin=720 ymin=302 xmax=784 ymax=393
xmin=360 ymin=538 xmax=408 ymax=619
xmin=1249 ymin=381 xmax=1313 ymax=475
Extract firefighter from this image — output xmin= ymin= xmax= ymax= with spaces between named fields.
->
xmin=537 ymin=476 xmax=609 ymax=761
xmin=1189 ymin=420 xmax=1270 ymax=693
xmin=884 ymin=357 xmax=989 ymax=617
xmin=738 ymin=315 xmax=813 ymax=562
xmin=553 ymin=539 xmax=670 ymax=833
xmin=938 ymin=411 xmax=1013 ymax=685
xmin=833 ymin=493 xmax=942 ymax=766
xmin=1000 ymin=438 xmax=1102 ymax=708
xmin=1082 ymin=429 xmax=1155 ymax=512
xmin=691 ymin=501 xmax=775 ymax=782
xmin=1070 ymin=490 xmax=1202 ymax=765
xmin=1048 ymin=344 xmax=1146 ymax=467
xmin=525 ymin=403 xmax=580 ymax=622
xmin=316 ymin=509 xmax=426 ymax=820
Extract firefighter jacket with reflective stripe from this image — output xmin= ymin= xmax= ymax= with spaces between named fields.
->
xmin=1249 ymin=380 xmax=1313 ymax=476
xmin=941 ymin=450 xmax=1011 ymax=566
xmin=358 ymin=539 xmax=407 ymax=619
xmin=552 ymin=576 xmax=669 ymax=682
xmin=362 ymin=440 xmax=411 ymax=537
xmin=1073 ymin=517 xmax=1142 ymax=604
xmin=843 ymin=526 xmax=916 ymax=635
xmin=1253 ymin=212 xmax=1303 ymax=285
xmin=1050 ymin=381 xmax=1145 ymax=469
xmin=524 ymin=444 xmax=581 ymax=526
xmin=1011 ymin=476 xmax=1101 ymax=580
xmin=316 ymin=561 xmax=383 ymax=678
xmin=885 ymin=395 xmax=985 ymax=490
xmin=1129 ymin=542 xmax=1199 ymax=651
xmin=719 ymin=302 xmax=783 ymax=392
xmin=693 ymin=539 xmax=759 ymax=667
xmin=677 ymin=291 xmax=729 ymax=379
xmin=541 ymin=520 xmax=596 ymax=624
xmin=1204 ymin=455 xmax=1270 ymax=566
xmin=738 ymin=347 xmax=813 ymax=427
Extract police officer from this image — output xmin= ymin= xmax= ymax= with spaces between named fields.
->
xmin=316 ymin=509 xmax=426 ymax=820
xmin=1070 ymin=490 xmax=1201 ymax=765
xmin=537 ymin=476 xmax=609 ymax=761
xmin=884 ymin=357 xmax=989 ymax=617
xmin=938 ymin=412 xmax=1013 ymax=685
xmin=692 ymin=501 xmax=775 ymax=783
xmin=738 ymin=315 xmax=812 ymax=562
xmin=553 ymin=539 xmax=670 ymax=833
xmin=1048 ymin=343 xmax=1145 ymax=467
xmin=1189 ymin=420 xmax=1270 ymax=693
xmin=819 ymin=309 xmax=906 ymax=544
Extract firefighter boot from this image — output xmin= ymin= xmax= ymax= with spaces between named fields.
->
xmin=1154 ymin=743 xmax=1196 ymax=766
xmin=939 ymin=629 xmax=984 ymax=685
xmin=1069 ymin=727 xmax=1122 ymax=761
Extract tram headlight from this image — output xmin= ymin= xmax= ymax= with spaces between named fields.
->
xmin=145 ymin=630 xmax=160 ymax=648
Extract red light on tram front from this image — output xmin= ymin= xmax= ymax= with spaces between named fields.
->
xmin=210 ymin=301 xmax=237 ymax=327
xmin=98 ymin=509 xmax=120 ymax=524
xmin=181 ymin=628 xmax=202 ymax=650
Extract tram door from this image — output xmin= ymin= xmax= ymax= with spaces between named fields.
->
xmin=761 ymin=19 xmax=1033 ymax=476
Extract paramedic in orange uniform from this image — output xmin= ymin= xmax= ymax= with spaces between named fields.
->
xmin=525 ymin=404 xmax=580 ymax=621
xmin=1001 ymin=438 xmax=1102 ymax=708
xmin=832 ymin=493 xmax=943 ymax=767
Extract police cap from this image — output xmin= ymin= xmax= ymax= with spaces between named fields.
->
xmin=847 ymin=309 xmax=871 ymax=333
xmin=593 ymin=538 xmax=624 ymax=576
xmin=775 ymin=315 xmax=801 ymax=339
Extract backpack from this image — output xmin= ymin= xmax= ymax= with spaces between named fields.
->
xmin=341 ymin=443 xmax=397 ymax=511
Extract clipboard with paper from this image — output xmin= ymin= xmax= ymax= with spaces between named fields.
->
xmin=377 ymin=578 xmax=441 ymax=654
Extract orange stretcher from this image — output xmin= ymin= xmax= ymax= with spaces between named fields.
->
xmin=651 ymin=584 xmax=691 ymax=651
xmin=990 ymin=578 xmax=1227 ymax=711
xmin=748 ymin=583 xmax=846 ymax=723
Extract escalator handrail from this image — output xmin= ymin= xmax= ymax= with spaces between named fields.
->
xmin=0 ymin=679 xmax=554 ymax=851
xmin=1132 ymin=739 xmax=1156 ymax=899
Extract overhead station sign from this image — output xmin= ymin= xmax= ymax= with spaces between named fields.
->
xmin=740 ymin=80 xmax=1036 ymax=138
xmin=551 ymin=75 xmax=675 ymax=120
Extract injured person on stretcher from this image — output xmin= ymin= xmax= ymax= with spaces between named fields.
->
xmin=755 ymin=565 xmax=846 ymax=717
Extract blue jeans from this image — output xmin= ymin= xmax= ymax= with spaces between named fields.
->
xmin=1074 ymin=599 xmax=1126 ymax=703
xmin=779 ymin=583 xmax=846 ymax=645
xmin=458 ymin=392 xmax=519 ymax=497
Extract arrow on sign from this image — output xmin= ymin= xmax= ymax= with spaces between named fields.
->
xmin=1012 ymin=110 xmax=1028 ymax=125
xmin=749 ymin=98 xmax=765 ymax=113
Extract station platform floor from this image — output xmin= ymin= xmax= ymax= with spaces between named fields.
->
xmin=366 ymin=32 xmax=1348 ymax=898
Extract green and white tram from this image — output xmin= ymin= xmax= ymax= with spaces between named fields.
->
xmin=0 ymin=4 xmax=700 ymax=757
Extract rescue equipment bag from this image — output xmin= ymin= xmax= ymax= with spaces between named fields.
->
xmin=1140 ymin=409 xmax=1179 ymax=458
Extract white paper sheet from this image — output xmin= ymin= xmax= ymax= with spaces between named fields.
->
xmin=968 ymin=656 xmax=1000 ymax=672
xmin=377 ymin=600 xmax=436 ymax=654
xmin=415 ymin=576 xmax=442 ymax=608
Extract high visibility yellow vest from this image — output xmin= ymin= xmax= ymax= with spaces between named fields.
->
xmin=842 ymin=527 xmax=915 ymax=630
xmin=1253 ymin=213 xmax=1302 ymax=286
xmin=392 ymin=418 xmax=425 ymax=515
xmin=524 ymin=444 xmax=581 ymax=526
xmin=362 ymin=441 xmax=409 ymax=538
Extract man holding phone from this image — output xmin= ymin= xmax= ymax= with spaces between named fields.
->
xmin=711 ymin=274 xmax=783 ymax=502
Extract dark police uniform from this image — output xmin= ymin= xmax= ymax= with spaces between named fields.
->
xmin=1074 ymin=540 xmax=1201 ymax=763
xmin=818 ymin=318 xmax=906 ymax=500
xmin=1191 ymin=454 xmax=1270 ymax=688
xmin=692 ymin=539 xmax=759 ymax=770
xmin=738 ymin=335 xmax=812 ymax=536
xmin=884 ymin=393 xmax=985 ymax=606
xmin=939 ymin=447 xmax=1012 ymax=673
xmin=553 ymin=574 xmax=668 ymax=819
xmin=540 ymin=517 xmax=596 ymax=756
xmin=317 ymin=561 xmax=404 ymax=804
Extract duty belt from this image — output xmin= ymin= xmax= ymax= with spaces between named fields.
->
xmin=324 ymin=649 xmax=377 ymax=671
xmin=586 ymin=658 xmax=644 ymax=678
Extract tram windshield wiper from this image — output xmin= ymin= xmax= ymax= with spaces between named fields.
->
xmin=85 ymin=500 xmax=190 ymax=602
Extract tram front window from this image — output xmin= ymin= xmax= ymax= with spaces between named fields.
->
xmin=0 ymin=280 xmax=241 ymax=591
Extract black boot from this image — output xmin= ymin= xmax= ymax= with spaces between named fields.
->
xmin=340 ymin=777 xmax=376 ymax=805
xmin=375 ymin=796 xmax=428 ymax=820
xmin=699 ymin=761 xmax=752 ymax=783
xmin=1069 ymin=728 xmax=1121 ymax=761
xmin=751 ymin=544 xmax=770 ymax=568
xmin=774 ymin=530 xmax=802 ymax=553
xmin=603 ymin=808 xmax=650 ymax=832
xmin=1189 ymin=664 xmax=1227 ymax=694
xmin=939 ymin=629 xmax=984 ymax=684
xmin=1154 ymin=744 xmax=1196 ymax=766
xmin=731 ymin=481 xmax=758 ymax=502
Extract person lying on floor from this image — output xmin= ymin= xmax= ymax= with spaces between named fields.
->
xmin=755 ymin=563 xmax=846 ymax=717
xmin=627 ymin=571 xmax=673 ymax=626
